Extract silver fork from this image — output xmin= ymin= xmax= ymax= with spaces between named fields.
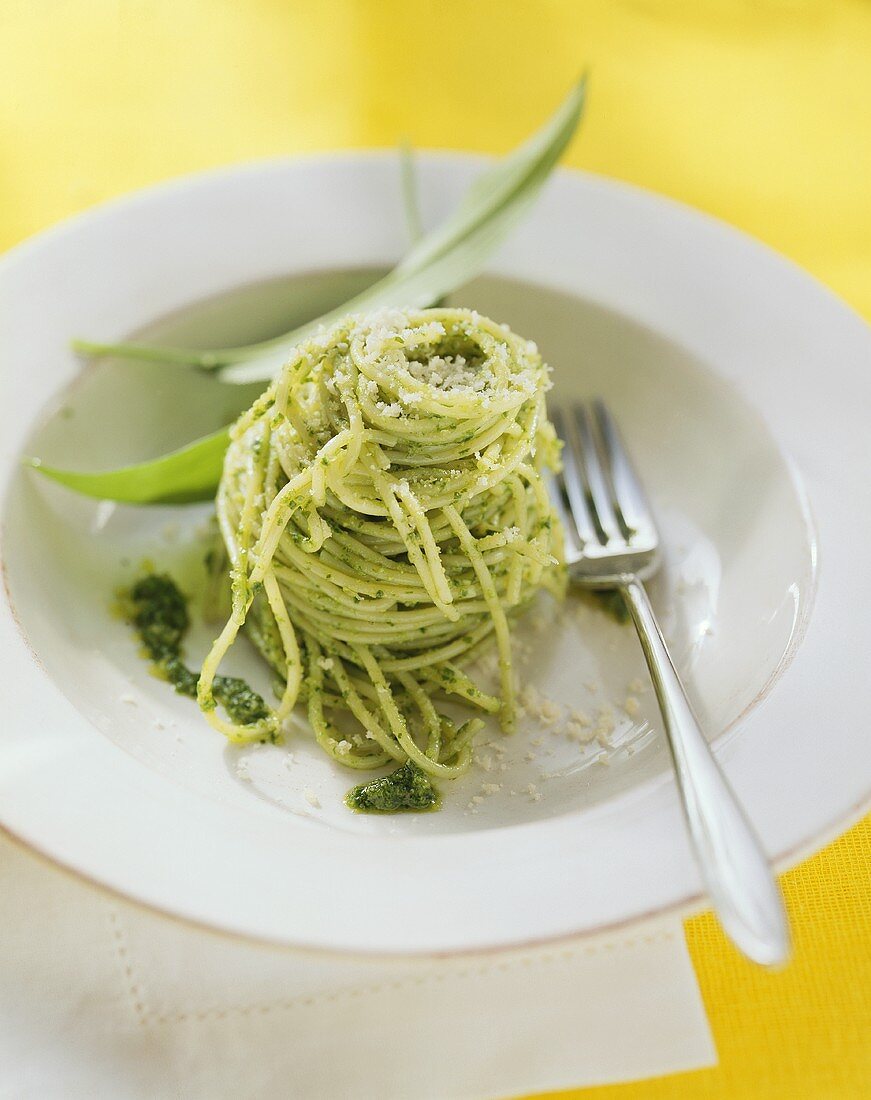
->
xmin=551 ymin=398 xmax=789 ymax=967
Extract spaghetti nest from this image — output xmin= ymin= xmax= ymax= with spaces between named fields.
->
xmin=199 ymin=307 xmax=565 ymax=780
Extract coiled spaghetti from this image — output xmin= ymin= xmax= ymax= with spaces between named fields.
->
xmin=197 ymin=307 xmax=564 ymax=780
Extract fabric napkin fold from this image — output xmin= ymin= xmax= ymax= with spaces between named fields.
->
xmin=0 ymin=832 xmax=715 ymax=1098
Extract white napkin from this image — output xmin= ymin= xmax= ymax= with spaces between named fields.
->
xmin=0 ymin=832 xmax=715 ymax=1098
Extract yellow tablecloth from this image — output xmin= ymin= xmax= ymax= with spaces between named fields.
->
xmin=1 ymin=1 xmax=868 ymax=1094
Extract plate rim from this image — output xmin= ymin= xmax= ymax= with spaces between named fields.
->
xmin=2 ymin=150 xmax=870 ymax=955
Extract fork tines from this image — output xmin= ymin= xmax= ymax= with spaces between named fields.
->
xmin=551 ymin=399 xmax=659 ymax=558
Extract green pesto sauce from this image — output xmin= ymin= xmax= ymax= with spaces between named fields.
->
xmin=345 ymin=761 xmax=441 ymax=814
xmin=123 ymin=573 xmax=270 ymax=727
xmin=212 ymin=675 xmax=271 ymax=726
xmin=593 ymin=588 xmax=630 ymax=624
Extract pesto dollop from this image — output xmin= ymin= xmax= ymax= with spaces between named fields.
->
xmin=594 ymin=588 xmax=630 ymax=624
xmin=345 ymin=761 xmax=441 ymax=814
xmin=128 ymin=572 xmax=188 ymax=665
xmin=122 ymin=573 xmax=270 ymax=727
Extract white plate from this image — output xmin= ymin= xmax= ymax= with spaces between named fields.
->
xmin=1 ymin=154 xmax=870 ymax=955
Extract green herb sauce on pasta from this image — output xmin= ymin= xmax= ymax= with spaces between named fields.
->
xmin=198 ymin=307 xmax=565 ymax=790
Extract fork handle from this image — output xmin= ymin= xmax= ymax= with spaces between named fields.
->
xmin=619 ymin=574 xmax=790 ymax=966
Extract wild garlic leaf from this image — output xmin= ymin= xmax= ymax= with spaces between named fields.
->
xmin=74 ymin=75 xmax=587 ymax=386
xmin=42 ymin=76 xmax=587 ymax=504
xmin=26 ymin=425 xmax=230 ymax=504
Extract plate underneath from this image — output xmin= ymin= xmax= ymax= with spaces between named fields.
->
xmin=0 ymin=154 xmax=868 ymax=953
xmin=5 ymin=270 xmax=814 ymax=837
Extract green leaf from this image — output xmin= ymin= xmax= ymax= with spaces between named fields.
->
xmin=26 ymin=425 xmax=230 ymax=504
xmin=74 ymin=75 xmax=587 ymax=386
xmin=48 ymin=76 xmax=587 ymax=506
xmin=399 ymin=139 xmax=424 ymax=245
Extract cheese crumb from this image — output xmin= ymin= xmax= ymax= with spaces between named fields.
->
xmin=566 ymin=719 xmax=596 ymax=744
xmin=540 ymin=699 xmax=561 ymax=724
xmin=594 ymin=706 xmax=616 ymax=746
xmin=519 ymin=684 xmax=561 ymax=726
xmin=624 ymin=696 xmax=641 ymax=717
xmin=304 ymin=788 xmax=321 ymax=809
xmin=525 ymin=782 xmax=542 ymax=803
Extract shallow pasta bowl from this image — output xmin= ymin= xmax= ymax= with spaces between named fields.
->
xmin=1 ymin=153 xmax=870 ymax=955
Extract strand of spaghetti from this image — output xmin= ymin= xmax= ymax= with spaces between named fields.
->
xmin=329 ymin=656 xmax=403 ymax=764
xmin=443 ymin=503 xmax=517 ymax=732
xmin=396 ymin=671 xmax=473 ymax=776
xmin=353 ymin=646 xmax=468 ymax=778
xmin=198 ymin=423 xmax=278 ymax=742
xmin=304 ymin=638 xmax=395 ymax=768
xmin=394 ymin=479 xmax=454 ymax=611
xmin=262 ymin=569 xmax=302 ymax=717
xmin=368 ymin=459 xmax=456 ymax=620
xmin=419 ymin=664 xmax=501 ymax=713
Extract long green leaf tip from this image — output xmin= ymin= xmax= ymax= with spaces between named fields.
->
xmin=73 ymin=75 xmax=587 ymax=386
xmin=26 ymin=425 xmax=230 ymax=504
xmin=45 ymin=76 xmax=586 ymax=505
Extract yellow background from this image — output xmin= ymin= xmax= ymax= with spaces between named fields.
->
xmin=1 ymin=1 xmax=869 ymax=1095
